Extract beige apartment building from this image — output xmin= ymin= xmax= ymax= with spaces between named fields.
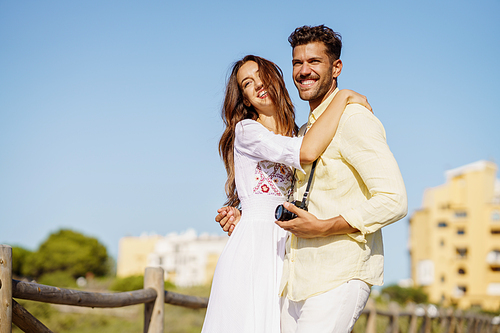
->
xmin=409 ymin=160 xmax=500 ymax=311
xmin=116 ymin=233 xmax=164 ymax=278
xmin=117 ymin=229 xmax=228 ymax=287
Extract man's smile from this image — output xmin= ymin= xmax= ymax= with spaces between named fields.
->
xmin=298 ymin=79 xmax=317 ymax=87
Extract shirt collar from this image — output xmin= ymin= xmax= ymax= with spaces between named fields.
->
xmin=307 ymin=88 xmax=340 ymax=127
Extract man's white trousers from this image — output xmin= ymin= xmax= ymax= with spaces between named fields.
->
xmin=280 ymin=279 xmax=371 ymax=333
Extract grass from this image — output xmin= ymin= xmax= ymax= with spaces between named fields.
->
xmin=13 ymin=300 xmax=143 ymax=333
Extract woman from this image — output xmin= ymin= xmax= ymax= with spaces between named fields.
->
xmin=201 ymin=55 xmax=370 ymax=332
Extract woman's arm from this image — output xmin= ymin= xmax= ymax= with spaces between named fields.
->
xmin=300 ymin=89 xmax=371 ymax=164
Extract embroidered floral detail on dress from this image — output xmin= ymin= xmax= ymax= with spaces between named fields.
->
xmin=253 ymin=161 xmax=293 ymax=197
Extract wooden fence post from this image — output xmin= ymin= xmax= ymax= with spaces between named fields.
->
xmin=388 ymin=301 xmax=400 ymax=333
xmin=144 ymin=267 xmax=164 ymax=333
xmin=440 ymin=307 xmax=449 ymax=332
xmin=480 ymin=316 xmax=489 ymax=333
xmin=0 ymin=245 xmax=13 ymax=333
xmin=478 ymin=316 xmax=486 ymax=333
xmin=457 ymin=311 xmax=465 ymax=333
xmin=365 ymin=298 xmax=377 ymax=333
xmin=466 ymin=315 xmax=475 ymax=333
xmin=448 ymin=309 xmax=457 ymax=333
xmin=421 ymin=307 xmax=431 ymax=333
xmin=407 ymin=303 xmax=418 ymax=333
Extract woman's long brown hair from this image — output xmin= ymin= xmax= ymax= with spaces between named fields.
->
xmin=219 ymin=55 xmax=297 ymax=207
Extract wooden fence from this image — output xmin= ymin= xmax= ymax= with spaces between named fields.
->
xmin=0 ymin=245 xmax=207 ymax=332
xmin=362 ymin=299 xmax=499 ymax=333
xmin=1 ymin=244 xmax=499 ymax=333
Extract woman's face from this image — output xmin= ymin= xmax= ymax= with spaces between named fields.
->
xmin=236 ymin=61 xmax=275 ymax=113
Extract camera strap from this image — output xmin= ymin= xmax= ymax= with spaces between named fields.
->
xmin=287 ymin=159 xmax=318 ymax=209
xmin=300 ymin=159 xmax=317 ymax=209
xmin=286 ymin=125 xmax=318 ymax=209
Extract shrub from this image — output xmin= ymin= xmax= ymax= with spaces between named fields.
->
xmin=109 ymin=275 xmax=144 ymax=292
xmin=381 ymin=284 xmax=428 ymax=305
xmin=38 ymin=271 xmax=78 ymax=288
xmin=110 ymin=275 xmax=176 ymax=292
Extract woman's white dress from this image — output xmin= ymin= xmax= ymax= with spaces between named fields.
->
xmin=201 ymin=119 xmax=303 ymax=333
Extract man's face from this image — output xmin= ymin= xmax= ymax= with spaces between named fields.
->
xmin=292 ymin=42 xmax=342 ymax=110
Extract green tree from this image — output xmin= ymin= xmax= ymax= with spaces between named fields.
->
xmin=11 ymin=245 xmax=33 ymax=277
xmin=382 ymin=284 xmax=428 ymax=305
xmin=25 ymin=229 xmax=110 ymax=279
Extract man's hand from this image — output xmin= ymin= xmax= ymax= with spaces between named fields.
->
xmin=216 ymin=207 xmax=241 ymax=236
xmin=275 ymin=202 xmax=359 ymax=238
xmin=275 ymin=202 xmax=327 ymax=238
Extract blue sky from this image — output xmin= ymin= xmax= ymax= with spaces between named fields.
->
xmin=1 ymin=0 xmax=499 ymax=286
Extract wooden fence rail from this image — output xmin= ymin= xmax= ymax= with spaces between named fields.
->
xmin=12 ymin=279 xmax=157 ymax=308
xmin=1 ymin=244 xmax=499 ymax=333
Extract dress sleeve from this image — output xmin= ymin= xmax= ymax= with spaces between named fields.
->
xmin=234 ymin=120 xmax=303 ymax=171
xmin=338 ymin=110 xmax=408 ymax=242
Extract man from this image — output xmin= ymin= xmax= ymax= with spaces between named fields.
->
xmin=217 ymin=25 xmax=407 ymax=332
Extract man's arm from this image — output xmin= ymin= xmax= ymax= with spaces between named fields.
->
xmin=277 ymin=108 xmax=407 ymax=239
xmin=337 ymin=110 xmax=407 ymax=238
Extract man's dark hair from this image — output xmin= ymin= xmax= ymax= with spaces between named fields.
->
xmin=288 ymin=25 xmax=342 ymax=62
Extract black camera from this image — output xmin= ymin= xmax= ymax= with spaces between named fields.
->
xmin=275 ymin=201 xmax=308 ymax=221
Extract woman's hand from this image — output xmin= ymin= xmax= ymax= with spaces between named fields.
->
xmin=339 ymin=89 xmax=373 ymax=113
xmin=215 ymin=206 xmax=241 ymax=236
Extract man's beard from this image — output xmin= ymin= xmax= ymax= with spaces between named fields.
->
xmin=295 ymin=67 xmax=335 ymax=102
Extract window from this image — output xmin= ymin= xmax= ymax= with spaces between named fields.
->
xmin=456 ymin=248 xmax=468 ymax=259
xmin=441 ymin=275 xmax=445 ymax=283
xmin=457 ymin=228 xmax=465 ymax=235
xmin=487 ymin=250 xmax=500 ymax=265
xmin=440 ymin=239 xmax=445 ymax=247
xmin=492 ymin=210 xmax=500 ymax=221
xmin=455 ymin=285 xmax=467 ymax=297
xmin=491 ymin=267 xmax=500 ymax=272
xmin=491 ymin=229 xmax=500 ymax=235
xmin=455 ymin=211 xmax=467 ymax=218
xmin=417 ymin=260 xmax=434 ymax=286
xmin=487 ymin=283 xmax=500 ymax=296
xmin=458 ymin=268 xmax=466 ymax=275
xmin=438 ymin=222 xmax=448 ymax=228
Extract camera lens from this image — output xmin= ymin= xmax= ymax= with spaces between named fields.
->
xmin=275 ymin=204 xmax=284 ymax=220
